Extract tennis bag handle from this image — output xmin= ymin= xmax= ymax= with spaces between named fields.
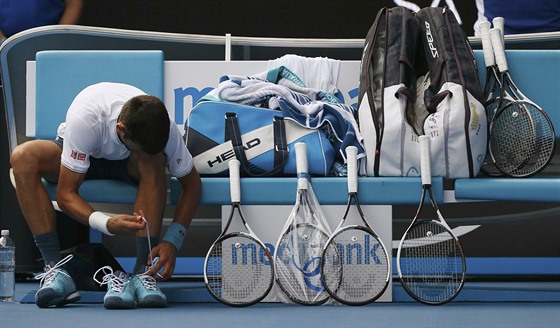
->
xmin=225 ymin=112 xmax=289 ymax=176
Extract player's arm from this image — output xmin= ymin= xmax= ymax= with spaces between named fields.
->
xmin=158 ymin=122 xmax=202 ymax=230
xmin=171 ymin=167 xmax=202 ymax=233
xmin=56 ymin=165 xmax=146 ymax=234
xmin=147 ymin=167 xmax=202 ymax=279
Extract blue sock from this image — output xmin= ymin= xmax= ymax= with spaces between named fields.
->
xmin=34 ymin=231 xmax=62 ymax=266
xmin=133 ymin=236 xmax=159 ymax=274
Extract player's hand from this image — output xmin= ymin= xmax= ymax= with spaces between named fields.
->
xmin=106 ymin=214 xmax=145 ymax=234
xmin=145 ymin=241 xmax=177 ymax=281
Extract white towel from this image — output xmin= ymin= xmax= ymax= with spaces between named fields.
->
xmin=267 ymin=54 xmax=340 ymax=94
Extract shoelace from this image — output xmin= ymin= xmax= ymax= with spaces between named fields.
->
xmin=140 ymin=216 xmax=163 ymax=278
xmin=90 ymin=215 xmax=161 ymax=290
xmin=136 ymin=256 xmax=162 ymax=291
xmin=34 ymin=254 xmax=74 ymax=287
xmin=140 ymin=216 xmax=154 ymax=265
xmin=135 ymin=273 xmax=158 ymax=291
xmin=93 ymin=266 xmax=130 ymax=293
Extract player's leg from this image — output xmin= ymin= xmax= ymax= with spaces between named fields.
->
xmin=10 ymin=140 xmax=61 ymax=237
xmin=10 ymin=140 xmax=80 ymax=307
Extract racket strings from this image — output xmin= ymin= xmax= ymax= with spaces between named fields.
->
xmin=322 ymin=228 xmax=389 ymax=304
xmin=491 ymin=102 xmax=555 ymax=176
xmin=399 ymin=222 xmax=464 ymax=303
xmin=275 ymin=224 xmax=330 ymax=304
xmin=206 ymin=236 xmax=273 ymax=304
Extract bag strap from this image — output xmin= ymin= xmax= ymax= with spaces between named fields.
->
xmin=225 ymin=112 xmax=289 ymax=176
xmin=273 ymin=116 xmax=289 ymax=171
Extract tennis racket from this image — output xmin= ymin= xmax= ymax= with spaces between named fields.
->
xmin=479 ymin=19 xmax=507 ymax=177
xmin=397 ymin=135 xmax=466 ymax=305
xmin=273 ymin=142 xmax=332 ymax=305
xmin=488 ymin=28 xmax=556 ymax=177
xmin=480 ymin=20 xmax=500 ymax=104
xmin=321 ymin=146 xmax=390 ymax=305
xmin=204 ymin=159 xmax=274 ymax=307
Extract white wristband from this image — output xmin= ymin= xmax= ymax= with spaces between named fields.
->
xmin=89 ymin=211 xmax=115 ymax=236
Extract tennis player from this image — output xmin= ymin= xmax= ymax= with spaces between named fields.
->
xmin=10 ymin=82 xmax=202 ymax=309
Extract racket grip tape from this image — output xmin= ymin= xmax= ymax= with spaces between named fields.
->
xmin=346 ymin=146 xmax=358 ymax=193
xmin=419 ymin=135 xmax=432 ymax=185
xmin=295 ymin=142 xmax=308 ymax=190
xmin=489 ymin=28 xmax=508 ymax=73
xmin=228 ymin=159 xmax=241 ymax=203
xmin=479 ymin=21 xmax=494 ymax=67
xmin=492 ymin=17 xmax=505 ymax=46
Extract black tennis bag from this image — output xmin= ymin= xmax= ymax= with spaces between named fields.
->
xmin=358 ymin=7 xmax=486 ymax=179
xmin=61 ymin=243 xmax=124 ymax=291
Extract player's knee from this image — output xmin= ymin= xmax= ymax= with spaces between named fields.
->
xmin=10 ymin=144 xmax=38 ymax=174
xmin=11 ymin=142 xmax=57 ymax=177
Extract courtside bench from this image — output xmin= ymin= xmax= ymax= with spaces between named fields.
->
xmin=2 ymin=44 xmax=559 ymax=276
xmin=21 ymin=49 xmax=560 ymax=228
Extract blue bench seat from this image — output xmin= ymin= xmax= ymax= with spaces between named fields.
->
xmin=455 ymin=177 xmax=559 ymax=203
xmin=170 ymin=176 xmax=444 ymax=206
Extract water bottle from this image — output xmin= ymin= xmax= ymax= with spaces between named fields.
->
xmin=0 ymin=230 xmax=16 ymax=302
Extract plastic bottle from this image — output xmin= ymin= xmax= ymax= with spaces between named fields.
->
xmin=0 ymin=230 xmax=16 ymax=302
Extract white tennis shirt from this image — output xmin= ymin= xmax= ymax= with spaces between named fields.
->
xmin=57 ymin=82 xmax=194 ymax=178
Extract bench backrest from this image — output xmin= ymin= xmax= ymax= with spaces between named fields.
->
xmin=35 ymin=50 xmax=164 ymax=139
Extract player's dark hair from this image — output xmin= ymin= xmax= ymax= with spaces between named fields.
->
xmin=119 ymin=95 xmax=170 ymax=154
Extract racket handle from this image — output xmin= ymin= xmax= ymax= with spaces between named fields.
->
xmin=228 ymin=159 xmax=241 ymax=203
xmin=346 ymin=146 xmax=358 ymax=193
xmin=479 ymin=21 xmax=495 ymax=68
xmin=489 ymin=28 xmax=508 ymax=73
xmin=295 ymin=142 xmax=308 ymax=190
xmin=492 ymin=17 xmax=505 ymax=46
xmin=419 ymin=135 xmax=432 ymax=186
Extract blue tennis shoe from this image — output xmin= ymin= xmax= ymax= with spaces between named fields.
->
xmin=34 ymin=255 xmax=81 ymax=308
xmin=94 ymin=266 xmax=136 ymax=309
xmin=132 ymin=273 xmax=167 ymax=308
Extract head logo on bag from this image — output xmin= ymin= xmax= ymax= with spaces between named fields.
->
xmin=204 ymin=137 xmax=262 ymax=170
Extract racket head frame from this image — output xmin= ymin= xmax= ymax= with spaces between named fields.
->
xmin=203 ymin=222 xmax=274 ymax=306
xmin=489 ymin=98 xmax=556 ymax=177
xmin=321 ymin=194 xmax=391 ymax=305
xmin=488 ymin=28 xmax=556 ymax=177
xmin=203 ymin=159 xmax=274 ymax=306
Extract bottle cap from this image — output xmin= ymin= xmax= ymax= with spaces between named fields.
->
xmin=1 ymin=230 xmax=9 ymax=236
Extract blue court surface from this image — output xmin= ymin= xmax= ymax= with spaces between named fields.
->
xmin=1 ymin=281 xmax=558 ymax=328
